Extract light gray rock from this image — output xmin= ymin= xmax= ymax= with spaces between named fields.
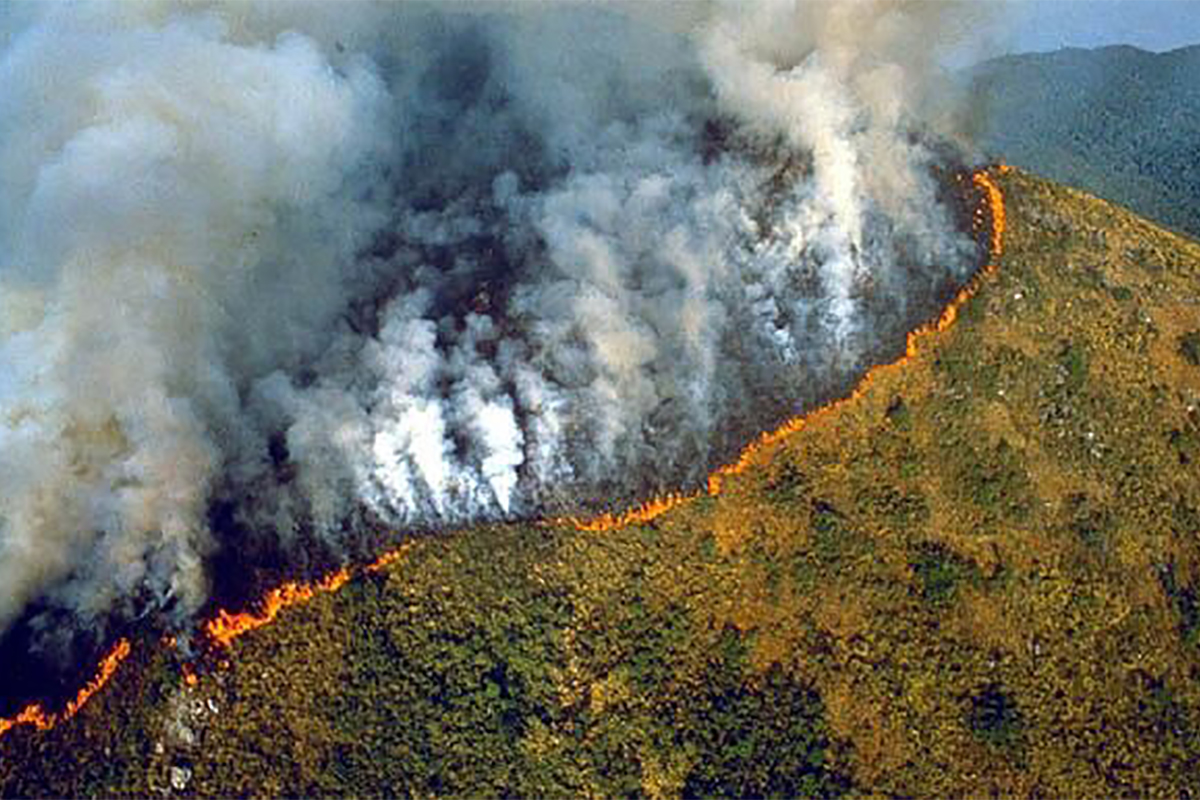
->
xmin=170 ymin=765 xmax=192 ymax=791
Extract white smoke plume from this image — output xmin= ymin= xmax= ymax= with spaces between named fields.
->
xmin=0 ymin=1 xmax=986 ymax=648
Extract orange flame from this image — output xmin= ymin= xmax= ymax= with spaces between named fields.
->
xmin=182 ymin=662 xmax=199 ymax=688
xmin=0 ymin=638 xmax=132 ymax=743
xmin=565 ymin=491 xmax=700 ymax=532
xmin=568 ymin=166 xmax=1009 ymax=530
xmin=365 ymin=542 xmax=414 ymax=573
xmin=203 ymin=542 xmax=419 ymax=649
xmin=205 ymin=567 xmax=352 ymax=648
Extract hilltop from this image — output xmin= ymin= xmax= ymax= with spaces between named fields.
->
xmin=2 ymin=167 xmax=1200 ymax=797
xmin=971 ymin=44 xmax=1200 ymax=238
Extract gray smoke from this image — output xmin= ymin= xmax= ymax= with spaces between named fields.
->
xmin=0 ymin=1 xmax=987 ymax=642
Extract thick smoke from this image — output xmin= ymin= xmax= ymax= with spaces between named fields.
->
xmin=0 ymin=1 xmax=985 ymax=646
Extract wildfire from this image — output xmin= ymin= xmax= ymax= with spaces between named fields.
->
xmin=0 ymin=638 xmax=132 ymax=743
xmin=365 ymin=543 xmax=415 ymax=573
xmin=205 ymin=567 xmax=352 ymax=648
xmin=0 ymin=166 xmax=1008 ymax=750
xmin=572 ymin=165 xmax=1009 ymax=529
xmin=202 ymin=543 xmax=417 ymax=649
xmin=565 ymin=491 xmax=699 ymax=532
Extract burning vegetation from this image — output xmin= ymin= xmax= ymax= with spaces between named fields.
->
xmin=0 ymin=1 xmax=989 ymax=673
xmin=0 ymin=639 xmax=130 ymax=740
xmin=569 ymin=167 xmax=1008 ymax=532
xmin=0 ymin=164 xmax=1006 ymax=750
xmin=3 ymin=163 xmax=1200 ymax=799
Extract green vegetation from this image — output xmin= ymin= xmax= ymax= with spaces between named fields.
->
xmin=4 ymin=169 xmax=1200 ymax=796
xmin=1156 ymin=561 xmax=1200 ymax=649
xmin=1179 ymin=330 xmax=1200 ymax=366
xmin=966 ymin=684 xmax=1024 ymax=751
xmin=912 ymin=543 xmax=977 ymax=605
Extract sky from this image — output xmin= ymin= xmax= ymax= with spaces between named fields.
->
xmin=1006 ymin=0 xmax=1200 ymax=55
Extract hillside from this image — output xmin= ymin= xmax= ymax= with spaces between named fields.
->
xmin=971 ymin=45 xmax=1200 ymax=238
xmin=3 ymin=167 xmax=1200 ymax=797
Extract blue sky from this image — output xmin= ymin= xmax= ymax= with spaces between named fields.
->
xmin=1006 ymin=0 xmax=1200 ymax=54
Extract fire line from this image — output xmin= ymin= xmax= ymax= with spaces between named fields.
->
xmin=203 ymin=542 xmax=418 ymax=649
xmin=566 ymin=165 xmax=1008 ymax=530
xmin=0 ymin=166 xmax=1007 ymax=745
xmin=0 ymin=638 xmax=131 ymax=743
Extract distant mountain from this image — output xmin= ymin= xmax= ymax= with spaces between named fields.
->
xmin=970 ymin=44 xmax=1200 ymax=237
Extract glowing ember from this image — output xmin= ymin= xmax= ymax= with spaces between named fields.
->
xmin=182 ymin=663 xmax=199 ymax=688
xmin=0 ymin=638 xmax=132 ymax=742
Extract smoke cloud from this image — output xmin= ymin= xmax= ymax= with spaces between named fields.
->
xmin=0 ymin=1 xmax=986 ymax=649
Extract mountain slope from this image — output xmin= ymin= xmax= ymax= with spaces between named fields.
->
xmin=971 ymin=45 xmax=1200 ymax=238
xmin=3 ymin=167 xmax=1200 ymax=797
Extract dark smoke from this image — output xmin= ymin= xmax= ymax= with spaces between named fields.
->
xmin=0 ymin=2 xmax=991 ymax=659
